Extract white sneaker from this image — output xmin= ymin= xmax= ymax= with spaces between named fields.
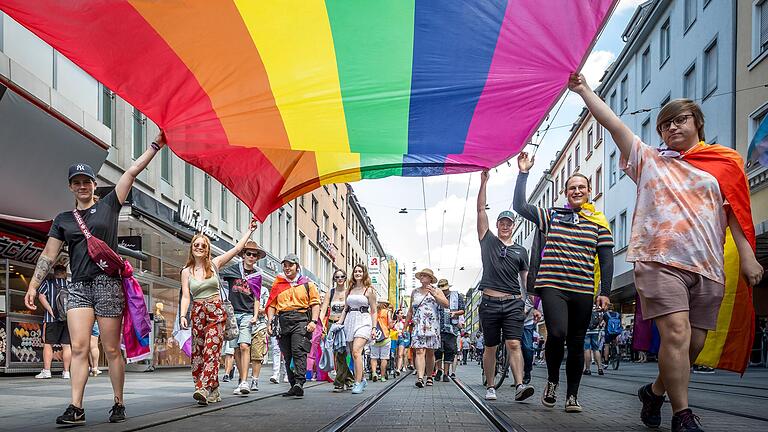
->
xmin=62 ymin=371 xmax=70 ymax=379
xmin=249 ymin=377 xmax=259 ymax=392
xmin=238 ymin=381 xmax=250 ymax=395
xmin=283 ymin=376 xmax=289 ymax=383
xmin=35 ymin=370 xmax=51 ymax=379
xmin=485 ymin=387 xmax=497 ymax=401
xmin=269 ymin=375 xmax=279 ymax=384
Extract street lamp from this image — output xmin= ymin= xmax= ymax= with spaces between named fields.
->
xmin=399 ymin=208 xmax=408 ymax=214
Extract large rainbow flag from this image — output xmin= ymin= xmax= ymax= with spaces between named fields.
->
xmin=0 ymin=0 xmax=616 ymax=220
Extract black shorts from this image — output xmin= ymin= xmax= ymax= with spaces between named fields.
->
xmin=43 ymin=321 xmax=70 ymax=345
xmin=479 ymin=295 xmax=524 ymax=347
xmin=435 ymin=333 xmax=457 ymax=362
xmin=604 ymin=333 xmax=619 ymax=344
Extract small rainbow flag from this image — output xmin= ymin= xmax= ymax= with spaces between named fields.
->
xmin=0 ymin=0 xmax=616 ymax=220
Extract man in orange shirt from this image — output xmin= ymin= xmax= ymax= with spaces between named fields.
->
xmin=266 ymin=254 xmax=321 ymax=398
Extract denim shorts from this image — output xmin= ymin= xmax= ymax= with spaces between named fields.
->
xmin=584 ymin=333 xmax=602 ymax=351
xmin=229 ymin=312 xmax=253 ymax=349
xmin=68 ymin=274 xmax=124 ymax=318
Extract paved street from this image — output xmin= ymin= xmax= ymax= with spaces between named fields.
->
xmin=1 ymin=361 xmax=766 ymax=431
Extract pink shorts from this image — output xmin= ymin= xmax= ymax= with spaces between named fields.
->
xmin=633 ymin=261 xmax=724 ymax=330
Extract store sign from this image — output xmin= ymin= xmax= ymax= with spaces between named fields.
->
xmin=316 ymin=229 xmax=336 ymax=260
xmin=0 ymin=230 xmax=44 ymax=265
xmin=368 ymin=256 xmax=381 ymax=275
xmin=118 ymin=235 xmax=142 ymax=252
xmin=261 ymin=255 xmax=281 ymax=276
xmin=176 ymin=200 xmax=219 ymax=241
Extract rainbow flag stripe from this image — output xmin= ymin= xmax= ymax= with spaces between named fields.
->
xmin=0 ymin=0 xmax=616 ymax=219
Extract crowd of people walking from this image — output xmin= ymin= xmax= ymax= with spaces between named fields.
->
xmin=21 ymin=70 xmax=765 ymax=432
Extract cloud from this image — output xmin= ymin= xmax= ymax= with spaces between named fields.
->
xmin=615 ymin=0 xmax=647 ymax=14
xmin=582 ymin=50 xmax=616 ymax=88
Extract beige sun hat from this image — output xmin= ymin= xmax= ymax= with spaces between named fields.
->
xmin=414 ymin=268 xmax=438 ymax=284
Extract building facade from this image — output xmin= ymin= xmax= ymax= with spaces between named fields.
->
xmin=296 ymin=184 xmax=346 ymax=294
xmin=599 ymin=0 xmax=736 ymax=308
xmin=736 ymin=0 xmax=768 ymax=315
xmin=0 ymin=11 xmax=297 ymax=372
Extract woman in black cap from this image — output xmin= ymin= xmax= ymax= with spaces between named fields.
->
xmin=24 ymin=132 xmax=167 ymax=425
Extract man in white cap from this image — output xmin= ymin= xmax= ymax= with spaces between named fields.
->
xmin=477 ymin=170 xmax=533 ymax=401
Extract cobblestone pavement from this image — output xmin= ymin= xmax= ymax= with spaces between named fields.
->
xmin=454 ymin=358 xmax=768 ymax=432
xmin=1 ymin=360 xmax=766 ymax=431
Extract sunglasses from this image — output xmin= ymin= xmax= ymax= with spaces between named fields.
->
xmin=244 ymin=251 xmax=260 ymax=257
xmin=192 ymin=243 xmax=208 ymax=250
xmin=334 ymin=275 xmax=346 ymax=280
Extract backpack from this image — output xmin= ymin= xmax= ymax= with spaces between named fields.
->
xmin=53 ymin=279 xmax=68 ymax=322
xmin=606 ymin=311 xmax=622 ymax=335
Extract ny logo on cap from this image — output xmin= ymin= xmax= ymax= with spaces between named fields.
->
xmin=76 ymin=164 xmax=85 ymax=171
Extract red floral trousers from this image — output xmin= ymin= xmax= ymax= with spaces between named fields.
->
xmin=191 ymin=299 xmax=226 ymax=391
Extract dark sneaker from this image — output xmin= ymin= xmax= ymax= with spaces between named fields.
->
xmin=222 ymin=374 xmax=230 ymax=383
xmin=565 ymin=395 xmax=582 ymax=413
xmin=108 ymin=399 xmax=126 ymax=423
xmin=333 ymin=384 xmax=344 ymax=393
xmin=672 ymin=408 xmax=704 ymax=432
xmin=692 ymin=365 xmax=715 ymax=374
xmin=523 ymin=372 xmax=531 ymax=385
xmin=541 ymin=381 xmax=558 ymax=408
xmin=638 ymin=383 xmax=665 ymax=428
xmin=450 ymin=373 xmax=456 ymax=378
xmin=56 ymin=404 xmax=85 ymax=425
xmin=583 ymin=369 xmax=592 ymax=376
xmin=434 ymin=370 xmax=443 ymax=381
xmin=597 ymin=369 xmax=604 ymax=376
xmin=281 ymin=385 xmax=298 ymax=397
xmin=415 ymin=378 xmax=424 ymax=388
xmin=426 ymin=377 xmax=434 ymax=386
xmin=442 ymin=375 xmax=450 ymax=382
xmin=515 ymin=384 xmax=535 ymax=401
xmin=292 ymin=384 xmax=304 ymax=398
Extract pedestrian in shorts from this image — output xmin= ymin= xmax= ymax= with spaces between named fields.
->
xmin=36 ymin=263 xmax=71 ymax=380
xmin=477 ymin=170 xmax=534 ymax=402
xmin=570 ymin=73 xmax=763 ymax=431
xmin=24 ymin=132 xmax=166 ymax=425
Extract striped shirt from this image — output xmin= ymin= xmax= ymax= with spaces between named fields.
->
xmin=38 ymin=278 xmax=68 ymax=322
xmin=526 ymin=207 xmax=614 ymax=294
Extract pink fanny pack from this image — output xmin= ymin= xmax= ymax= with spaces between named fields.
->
xmin=72 ymin=208 xmax=124 ymax=278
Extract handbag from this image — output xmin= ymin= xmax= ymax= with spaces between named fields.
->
xmin=214 ymin=265 xmax=239 ymax=341
xmin=72 ymin=208 xmax=124 ymax=278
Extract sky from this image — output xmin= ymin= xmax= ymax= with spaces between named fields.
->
xmin=352 ymin=0 xmax=646 ymax=296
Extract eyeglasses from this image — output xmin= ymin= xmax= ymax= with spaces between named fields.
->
xmin=244 ymin=251 xmax=260 ymax=257
xmin=192 ymin=243 xmax=208 ymax=250
xmin=658 ymin=114 xmax=694 ymax=133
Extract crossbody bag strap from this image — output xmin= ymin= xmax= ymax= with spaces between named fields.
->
xmin=72 ymin=208 xmax=93 ymax=239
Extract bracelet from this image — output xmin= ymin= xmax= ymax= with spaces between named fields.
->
xmin=150 ymin=141 xmax=161 ymax=151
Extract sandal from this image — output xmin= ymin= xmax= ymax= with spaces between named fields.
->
xmin=426 ymin=377 xmax=434 ymax=386
xmin=415 ymin=378 xmax=424 ymax=388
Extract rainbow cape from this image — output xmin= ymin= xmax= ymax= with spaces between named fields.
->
xmin=634 ymin=143 xmax=756 ymax=374
xmin=0 ymin=0 xmax=616 ymax=220
xmin=265 ymin=273 xmax=311 ymax=311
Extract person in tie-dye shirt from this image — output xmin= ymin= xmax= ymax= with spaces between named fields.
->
xmin=569 ymin=73 xmax=762 ymax=432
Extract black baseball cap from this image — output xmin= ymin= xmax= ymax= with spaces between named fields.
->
xmin=68 ymin=163 xmax=96 ymax=182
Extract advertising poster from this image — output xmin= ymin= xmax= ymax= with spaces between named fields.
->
xmin=10 ymin=320 xmax=43 ymax=363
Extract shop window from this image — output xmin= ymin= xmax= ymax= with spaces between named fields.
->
xmin=152 ymin=283 xmax=190 ymax=366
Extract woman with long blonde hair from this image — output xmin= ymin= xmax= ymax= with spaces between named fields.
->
xmin=337 ymin=264 xmax=378 ymax=394
xmin=179 ymin=220 xmax=256 ymax=405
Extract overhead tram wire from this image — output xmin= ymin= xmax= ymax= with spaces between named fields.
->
xmin=438 ymin=177 xmax=449 ymax=270
xmin=421 ymin=177 xmax=432 ymax=268
xmin=451 ymin=173 xmax=473 ymax=282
